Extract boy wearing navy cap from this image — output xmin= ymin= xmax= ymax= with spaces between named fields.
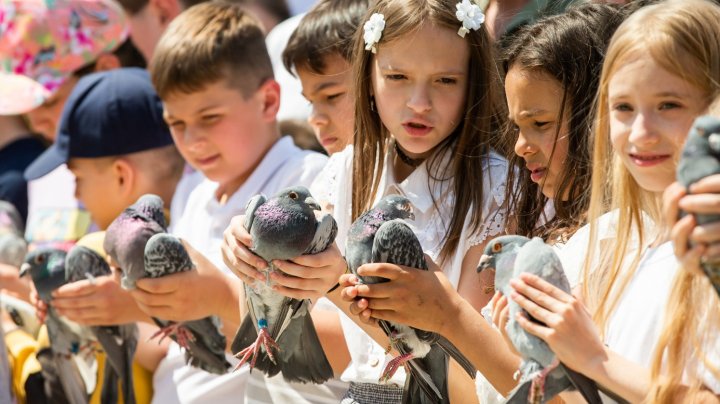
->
xmin=25 ymin=68 xmax=184 ymax=230
xmin=25 ymin=68 xmax=185 ymax=403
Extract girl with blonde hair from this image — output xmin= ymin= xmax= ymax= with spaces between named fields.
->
xmin=509 ymin=0 xmax=720 ymax=401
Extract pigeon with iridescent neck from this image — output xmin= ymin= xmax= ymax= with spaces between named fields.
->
xmin=345 ymin=194 xmax=476 ymax=404
xmin=230 ymin=186 xmax=335 ymax=383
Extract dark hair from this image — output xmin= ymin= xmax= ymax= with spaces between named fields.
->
xmin=73 ymin=38 xmax=147 ymax=77
xmin=351 ymin=0 xmax=507 ymax=263
xmin=282 ymin=0 xmax=369 ymax=75
xmin=501 ymin=3 xmax=626 ymax=241
xmin=150 ymin=1 xmax=273 ymax=98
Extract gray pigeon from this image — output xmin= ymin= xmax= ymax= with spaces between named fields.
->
xmin=230 ymin=186 xmax=335 ymax=384
xmin=478 ymin=236 xmax=602 ymax=404
xmin=104 ymin=194 xmax=167 ymax=290
xmin=346 ymin=194 xmax=476 ymax=404
xmin=0 ymin=201 xmax=27 ymax=268
xmin=677 ymin=115 xmax=720 ymax=298
xmin=143 ymin=233 xmax=231 ymax=374
xmin=20 ymin=248 xmax=96 ymax=404
xmin=65 ymin=245 xmax=138 ymax=404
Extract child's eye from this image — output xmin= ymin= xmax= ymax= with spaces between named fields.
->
xmin=612 ymin=103 xmax=633 ymax=112
xmin=202 ymin=115 xmax=220 ymax=124
xmin=659 ymin=101 xmax=681 ymax=110
xmin=326 ymin=92 xmax=345 ymax=102
xmin=437 ymin=77 xmax=457 ymax=85
xmin=168 ymin=121 xmax=185 ymax=130
xmin=385 ymin=74 xmax=406 ymax=81
xmin=534 ymin=121 xmax=551 ymax=129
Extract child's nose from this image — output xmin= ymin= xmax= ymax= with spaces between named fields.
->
xmin=406 ymin=85 xmax=432 ymax=113
xmin=629 ymin=112 xmax=660 ymax=145
xmin=308 ymin=106 xmax=329 ymax=129
xmin=514 ymin=131 xmax=536 ymax=157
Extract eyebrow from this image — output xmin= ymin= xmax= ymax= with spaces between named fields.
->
xmin=517 ymin=109 xmax=550 ymax=119
xmin=378 ymin=64 xmax=466 ymax=76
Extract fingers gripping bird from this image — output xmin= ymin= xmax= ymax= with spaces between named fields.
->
xmin=345 ymin=195 xmax=476 ymax=404
xmin=478 ymin=236 xmax=602 ymax=404
xmin=231 ymin=186 xmax=335 ymax=383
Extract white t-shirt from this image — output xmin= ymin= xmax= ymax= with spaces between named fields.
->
xmin=168 ymin=167 xmax=204 ymax=233
xmin=311 ymin=144 xmax=509 ymax=386
xmin=152 ymin=136 xmax=329 ymax=404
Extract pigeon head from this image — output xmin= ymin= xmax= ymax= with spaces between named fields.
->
xmin=131 ymin=194 xmax=167 ymax=228
xmin=20 ymin=248 xmax=67 ymax=301
xmin=478 ymin=235 xmax=530 ymax=273
xmin=274 ymin=186 xmax=321 ymax=211
xmin=375 ymin=195 xmax=415 ymax=221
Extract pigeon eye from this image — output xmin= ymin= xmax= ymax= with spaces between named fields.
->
xmin=492 ymin=243 xmax=502 ymax=253
xmin=34 ymin=255 xmax=45 ymax=264
xmin=288 ymin=192 xmax=298 ymax=200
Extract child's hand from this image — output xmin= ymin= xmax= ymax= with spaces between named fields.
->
xmin=490 ymin=292 xmax=518 ymax=356
xmin=509 ymin=273 xmax=605 ymax=373
xmin=343 ymin=257 xmax=463 ymax=336
xmin=0 ymin=263 xmax=31 ymax=303
xmin=29 ymin=284 xmax=47 ymax=323
xmin=269 ymin=243 xmax=347 ymax=300
xmin=221 ymin=214 xmax=268 ymax=285
xmin=339 ymin=273 xmax=376 ymax=325
xmin=51 ymin=268 xmax=146 ymax=325
xmin=130 ymin=241 xmax=238 ymax=323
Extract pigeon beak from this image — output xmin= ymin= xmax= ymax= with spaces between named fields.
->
xmin=19 ymin=263 xmax=30 ymax=278
xmin=305 ymin=196 xmax=321 ymax=211
xmin=477 ymin=254 xmax=492 ymax=273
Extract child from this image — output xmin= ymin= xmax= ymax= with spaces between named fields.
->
xmin=25 ymin=67 xmax=185 ymax=403
xmin=223 ymin=0 xmax=510 ymax=401
xmin=337 ymin=3 xmax=627 ymax=401
xmin=281 ymin=0 xmax=369 ymax=155
xmin=132 ymin=3 xmax=331 ymax=403
xmin=509 ymin=0 xmax=720 ymax=401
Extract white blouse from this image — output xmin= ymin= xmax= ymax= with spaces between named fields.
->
xmin=311 ymin=143 xmax=509 ymax=385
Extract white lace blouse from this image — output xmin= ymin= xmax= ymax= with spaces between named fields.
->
xmin=311 ymin=143 xmax=509 ymax=385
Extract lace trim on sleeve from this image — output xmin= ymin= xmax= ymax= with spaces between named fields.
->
xmin=469 ymin=154 xmax=509 ymax=247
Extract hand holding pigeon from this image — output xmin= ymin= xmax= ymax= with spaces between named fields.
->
xmin=231 ymin=186 xmax=335 ymax=384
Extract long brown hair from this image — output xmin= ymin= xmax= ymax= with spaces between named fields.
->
xmin=350 ymin=0 xmax=506 ymax=262
xmin=501 ymin=3 xmax=626 ymax=242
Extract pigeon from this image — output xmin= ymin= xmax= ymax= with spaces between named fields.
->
xmin=230 ymin=186 xmax=335 ymax=383
xmin=345 ymin=194 xmax=476 ymax=404
xmin=677 ymin=115 xmax=720 ymax=297
xmin=0 ymin=201 xmax=27 ymax=268
xmin=143 ymin=233 xmax=231 ymax=374
xmin=65 ymin=245 xmax=138 ymax=404
xmin=478 ymin=235 xmax=602 ymax=404
xmin=20 ymin=248 xmax=97 ymax=404
xmin=104 ymin=194 xmax=167 ymax=290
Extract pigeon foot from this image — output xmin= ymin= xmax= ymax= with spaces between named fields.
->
xmin=149 ymin=323 xmax=196 ymax=349
xmin=380 ymin=352 xmax=414 ymax=383
xmin=529 ymin=359 xmax=559 ymax=404
xmin=233 ymin=325 xmax=280 ymax=372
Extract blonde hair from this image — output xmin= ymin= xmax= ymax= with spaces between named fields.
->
xmin=583 ymin=0 xmax=720 ymax=399
xmin=350 ymin=0 xmax=506 ymax=262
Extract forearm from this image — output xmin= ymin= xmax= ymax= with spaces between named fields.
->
xmin=440 ymin=296 xmax=521 ymax=395
xmin=217 ymin=275 xmax=243 ymax=345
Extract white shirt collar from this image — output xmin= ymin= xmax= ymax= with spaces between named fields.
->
xmin=379 ymin=143 xmax=454 ymax=213
xmin=205 ymin=136 xmax=298 ymax=212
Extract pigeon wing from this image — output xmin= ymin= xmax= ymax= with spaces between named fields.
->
xmin=304 ymin=212 xmax=337 ymax=255
xmin=244 ymin=194 xmax=267 ymax=233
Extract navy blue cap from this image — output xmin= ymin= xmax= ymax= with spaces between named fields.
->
xmin=24 ymin=68 xmax=174 ymax=181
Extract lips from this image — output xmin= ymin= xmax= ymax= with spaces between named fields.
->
xmin=629 ymin=153 xmax=671 ymax=167
xmin=528 ymin=167 xmax=546 ymax=182
xmin=195 ymin=154 xmax=220 ymax=167
xmin=402 ymin=119 xmax=434 ymax=137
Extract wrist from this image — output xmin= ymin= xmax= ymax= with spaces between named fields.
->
xmin=437 ymin=290 xmax=467 ymax=336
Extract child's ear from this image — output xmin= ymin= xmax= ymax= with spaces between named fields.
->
xmin=258 ymin=79 xmax=281 ymax=122
xmin=93 ymin=53 xmax=121 ymax=72
xmin=112 ymin=159 xmax=136 ymax=199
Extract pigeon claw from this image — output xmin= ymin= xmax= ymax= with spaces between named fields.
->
xmin=528 ymin=360 xmax=559 ymax=404
xmin=233 ymin=326 xmax=280 ymax=372
xmin=149 ymin=323 xmax=196 ymax=349
xmin=379 ymin=352 xmax=414 ymax=383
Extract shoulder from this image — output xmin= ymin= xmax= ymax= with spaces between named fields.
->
xmin=275 ymin=145 xmax=329 ymax=188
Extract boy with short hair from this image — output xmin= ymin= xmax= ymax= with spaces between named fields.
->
xmin=131 ymin=2 xmax=336 ymax=403
xmin=281 ymin=0 xmax=369 ymax=155
xmin=23 ymin=67 xmax=185 ymax=403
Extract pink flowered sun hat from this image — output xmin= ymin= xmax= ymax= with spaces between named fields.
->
xmin=0 ymin=0 xmax=129 ymax=115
